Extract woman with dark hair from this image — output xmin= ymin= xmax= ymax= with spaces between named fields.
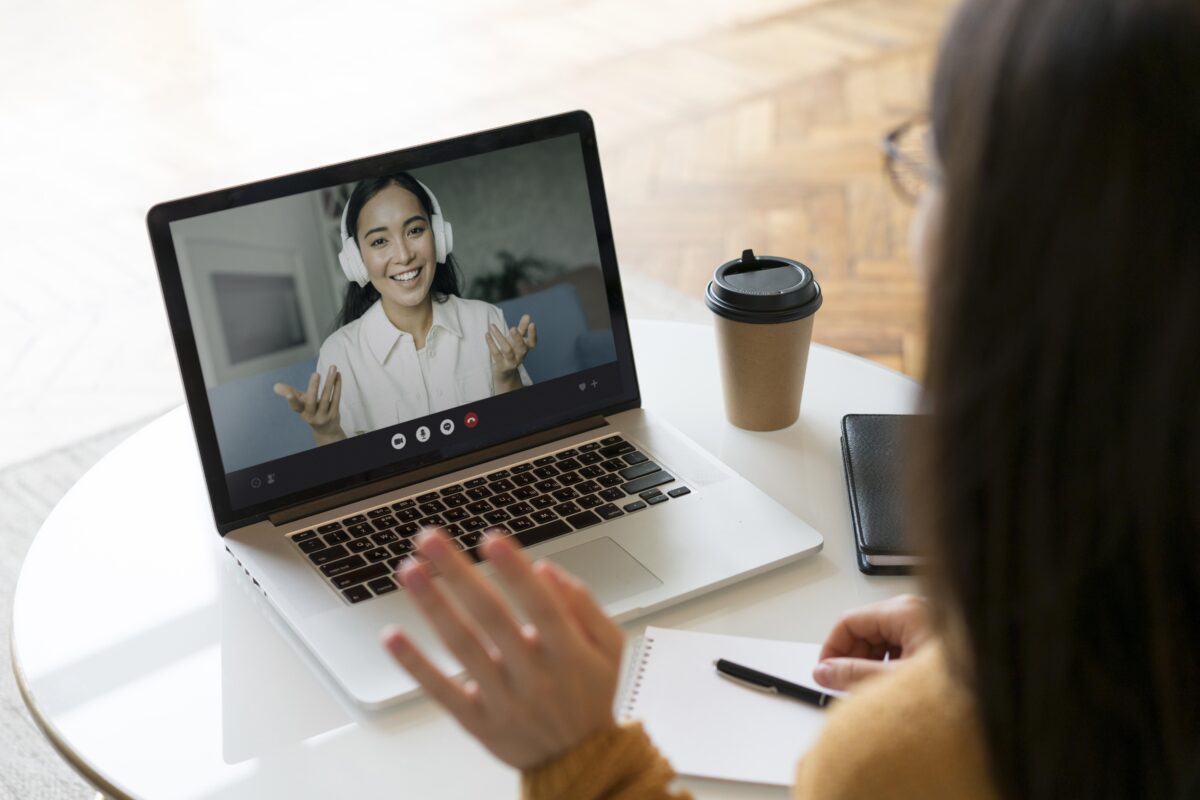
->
xmin=376 ymin=0 xmax=1200 ymax=797
xmin=274 ymin=172 xmax=537 ymax=444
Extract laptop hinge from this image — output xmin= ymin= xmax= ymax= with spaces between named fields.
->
xmin=268 ymin=415 xmax=609 ymax=527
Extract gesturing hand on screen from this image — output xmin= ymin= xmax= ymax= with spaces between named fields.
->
xmin=487 ymin=314 xmax=537 ymax=394
xmin=813 ymin=594 xmax=934 ymax=691
xmin=273 ymin=365 xmax=347 ymax=446
xmin=382 ymin=529 xmax=623 ymax=770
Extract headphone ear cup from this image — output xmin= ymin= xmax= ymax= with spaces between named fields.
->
xmin=338 ymin=236 xmax=369 ymax=286
xmin=441 ymin=219 xmax=453 ymax=261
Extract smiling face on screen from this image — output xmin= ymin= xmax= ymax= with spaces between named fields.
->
xmin=355 ymin=183 xmax=438 ymax=311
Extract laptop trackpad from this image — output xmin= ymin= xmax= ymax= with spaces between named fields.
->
xmin=544 ymin=537 xmax=663 ymax=606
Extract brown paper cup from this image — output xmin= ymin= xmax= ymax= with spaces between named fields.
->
xmin=713 ymin=313 xmax=815 ymax=431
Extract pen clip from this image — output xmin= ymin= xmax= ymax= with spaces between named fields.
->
xmin=716 ymin=669 xmax=779 ymax=695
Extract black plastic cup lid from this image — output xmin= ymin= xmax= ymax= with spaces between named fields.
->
xmin=705 ymin=249 xmax=822 ymax=324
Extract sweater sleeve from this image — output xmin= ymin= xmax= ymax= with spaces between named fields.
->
xmin=521 ymin=721 xmax=694 ymax=800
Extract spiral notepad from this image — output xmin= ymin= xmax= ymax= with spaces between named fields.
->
xmin=614 ymin=626 xmax=842 ymax=786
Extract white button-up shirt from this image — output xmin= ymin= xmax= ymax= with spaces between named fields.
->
xmin=316 ymin=295 xmax=531 ymax=437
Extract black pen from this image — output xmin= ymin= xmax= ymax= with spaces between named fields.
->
xmin=713 ymin=658 xmax=836 ymax=709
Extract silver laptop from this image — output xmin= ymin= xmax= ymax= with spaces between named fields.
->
xmin=147 ymin=110 xmax=823 ymax=707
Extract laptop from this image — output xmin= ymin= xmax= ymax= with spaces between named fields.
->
xmin=147 ymin=110 xmax=823 ymax=707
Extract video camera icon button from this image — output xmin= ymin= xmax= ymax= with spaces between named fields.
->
xmin=415 ymin=425 xmax=431 ymax=443
xmin=464 ymin=411 xmax=479 ymax=429
xmin=391 ymin=433 xmax=407 ymax=450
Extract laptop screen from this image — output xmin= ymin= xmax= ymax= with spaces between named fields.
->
xmin=149 ymin=114 xmax=639 ymax=527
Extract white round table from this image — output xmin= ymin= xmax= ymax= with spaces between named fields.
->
xmin=12 ymin=320 xmax=920 ymax=799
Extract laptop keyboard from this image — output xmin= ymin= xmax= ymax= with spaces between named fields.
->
xmin=289 ymin=435 xmax=692 ymax=604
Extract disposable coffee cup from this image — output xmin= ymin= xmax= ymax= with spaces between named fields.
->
xmin=705 ymin=249 xmax=823 ymax=431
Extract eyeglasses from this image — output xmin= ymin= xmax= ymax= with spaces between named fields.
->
xmin=883 ymin=116 xmax=940 ymax=204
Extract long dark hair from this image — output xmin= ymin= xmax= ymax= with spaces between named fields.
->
xmin=335 ymin=172 xmax=463 ymax=328
xmin=915 ymin=0 xmax=1200 ymax=798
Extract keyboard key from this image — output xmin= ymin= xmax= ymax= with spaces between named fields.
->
xmin=491 ymin=493 xmax=517 ymax=507
xmin=466 ymin=486 xmax=493 ymax=501
xmin=371 ymin=530 xmax=400 ymax=546
xmin=577 ymin=480 xmax=601 ymax=494
xmin=667 ymin=486 xmax=692 ymax=498
xmin=444 ymin=524 xmax=463 ymax=537
xmin=396 ymin=508 xmax=422 ymax=522
xmin=619 ymin=461 xmax=661 ymax=481
xmin=440 ymin=484 xmax=465 ymax=496
xmin=580 ymin=441 xmax=601 ymax=452
xmin=558 ymin=471 xmax=584 ymax=486
xmin=490 ymin=479 xmax=516 ymax=493
xmin=623 ymin=500 xmax=647 ymax=512
xmin=323 ymin=531 xmax=351 ymax=546
xmin=386 ymin=556 xmax=404 ymax=570
xmin=552 ymin=487 xmax=580 ymax=502
xmin=460 ymin=531 xmax=484 ymax=548
xmin=343 ymin=514 xmax=367 ymax=526
xmin=623 ymin=451 xmax=650 ymax=466
xmin=530 ymin=495 xmax=556 ymax=509
xmin=646 ymin=493 xmax=669 ymax=505
xmin=464 ymin=477 xmax=487 ymax=489
xmin=389 ymin=539 xmax=414 ymax=556
xmin=578 ymin=494 xmax=604 ymax=509
xmin=333 ymin=562 xmax=390 ymax=590
xmin=601 ymin=459 xmax=626 ymax=473
xmin=416 ymin=492 xmax=441 ymax=503
xmin=600 ymin=442 xmax=635 ymax=458
xmin=557 ymin=448 xmax=579 ymax=458
xmin=512 ymin=472 xmax=537 ymax=487
xmin=342 ymin=585 xmax=372 ymax=604
xmin=368 ymin=576 xmax=398 ymax=595
xmin=600 ymin=487 xmax=625 ymax=501
xmin=566 ymin=510 xmax=603 ymax=530
xmin=623 ymin=471 xmax=674 ymax=495
xmin=511 ymin=463 xmax=535 ymax=474
xmin=348 ymin=538 xmax=373 ymax=553
xmin=444 ymin=507 xmax=469 ymax=522
xmin=533 ymin=456 xmax=556 ymax=466
xmin=486 ymin=469 xmax=511 ymax=481
xmin=533 ymin=465 xmax=559 ymax=479
xmin=579 ymin=464 xmax=604 ymax=478
xmin=534 ymin=479 xmax=561 ymax=493
xmin=392 ymin=499 xmax=416 ymax=511
xmin=398 ymin=522 xmax=420 ymax=537
xmin=557 ymin=458 xmax=582 ymax=472
xmin=298 ymin=538 xmax=326 ymax=554
xmin=315 ymin=523 xmax=340 ymax=534
xmin=640 ymin=489 xmax=664 ymax=500
xmin=462 ymin=517 xmax=488 ymax=532
xmin=598 ymin=474 xmax=623 ymax=488
xmin=513 ymin=486 xmax=538 ymax=500
xmin=371 ymin=516 xmax=399 ymax=531
xmin=321 ymin=554 xmax=367 ymax=577
xmin=484 ymin=524 xmax=511 ymax=536
xmin=597 ymin=503 xmax=624 ymax=520
xmin=600 ymin=435 xmax=623 ymax=446
xmin=509 ymin=501 xmax=534 ymax=516
xmin=531 ymin=509 xmax=558 ymax=525
xmin=364 ymin=547 xmax=391 ymax=563
xmin=347 ymin=522 xmax=375 ymax=537
xmin=310 ymin=544 xmax=349 ymax=565
xmin=419 ymin=500 xmax=447 ymax=515
xmin=554 ymin=501 xmax=582 ymax=516
xmin=466 ymin=500 xmax=492 ymax=515
xmin=513 ymin=519 xmax=572 ymax=548
xmin=444 ymin=493 xmax=470 ymax=508
xmin=367 ymin=507 xmax=393 ymax=519
xmin=419 ymin=515 xmax=447 ymax=527
xmin=509 ymin=516 xmax=535 ymax=532
xmin=484 ymin=509 xmax=512 ymax=524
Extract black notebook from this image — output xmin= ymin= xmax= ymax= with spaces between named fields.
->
xmin=840 ymin=414 xmax=923 ymax=575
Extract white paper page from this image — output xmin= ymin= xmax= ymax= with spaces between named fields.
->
xmin=619 ymin=626 xmax=843 ymax=786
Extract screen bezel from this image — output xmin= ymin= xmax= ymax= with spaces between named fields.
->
xmin=147 ymin=110 xmax=641 ymax=532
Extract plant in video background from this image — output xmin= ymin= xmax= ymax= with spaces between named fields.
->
xmin=469 ymin=251 xmax=561 ymax=302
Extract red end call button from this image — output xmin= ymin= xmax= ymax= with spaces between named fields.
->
xmin=464 ymin=411 xmax=479 ymax=428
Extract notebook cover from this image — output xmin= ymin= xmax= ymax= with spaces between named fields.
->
xmin=840 ymin=413 xmax=921 ymax=576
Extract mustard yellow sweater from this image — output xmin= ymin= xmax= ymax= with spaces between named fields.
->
xmin=522 ymin=644 xmax=998 ymax=800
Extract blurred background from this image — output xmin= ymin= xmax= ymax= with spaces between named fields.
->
xmin=0 ymin=0 xmax=952 ymax=795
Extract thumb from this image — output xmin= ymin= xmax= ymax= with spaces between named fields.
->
xmin=813 ymin=657 xmax=891 ymax=691
xmin=273 ymin=383 xmax=293 ymax=398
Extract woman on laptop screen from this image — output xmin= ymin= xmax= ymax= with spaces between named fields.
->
xmin=273 ymin=172 xmax=537 ymax=445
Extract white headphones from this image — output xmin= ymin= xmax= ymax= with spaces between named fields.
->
xmin=337 ymin=176 xmax=454 ymax=287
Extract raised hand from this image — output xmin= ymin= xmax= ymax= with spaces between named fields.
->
xmin=813 ymin=594 xmax=933 ymax=691
xmin=273 ymin=365 xmax=346 ymax=445
xmin=486 ymin=314 xmax=537 ymax=393
xmin=382 ymin=529 xmax=624 ymax=770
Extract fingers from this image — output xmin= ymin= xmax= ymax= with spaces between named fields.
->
xmin=819 ymin=597 xmax=921 ymax=662
xmin=505 ymin=326 xmax=529 ymax=361
xmin=397 ymin=557 xmax=509 ymax=697
xmin=490 ymin=325 xmax=515 ymax=361
xmin=485 ymin=329 xmax=501 ymax=361
xmin=540 ymin=561 xmax=623 ymax=661
xmin=381 ymin=626 xmax=483 ymax=730
xmin=303 ymin=372 xmax=320 ymax=417
xmin=480 ymin=534 xmax=580 ymax=654
xmin=318 ymin=366 xmax=338 ymax=414
xmin=812 ymin=657 xmax=892 ymax=691
xmin=516 ymin=314 xmax=531 ymax=337
xmin=330 ymin=372 xmax=342 ymax=418
xmin=413 ymin=530 xmax=530 ymax=667
xmin=273 ymin=383 xmax=305 ymax=413
xmin=525 ymin=321 xmax=537 ymax=349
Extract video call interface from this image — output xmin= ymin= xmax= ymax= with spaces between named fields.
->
xmin=168 ymin=134 xmax=623 ymax=508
